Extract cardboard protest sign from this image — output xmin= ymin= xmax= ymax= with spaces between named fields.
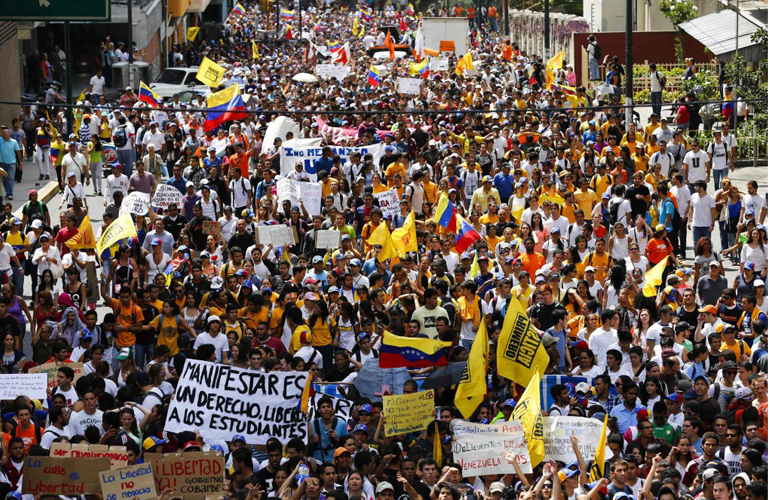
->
xmin=270 ymin=226 xmax=297 ymax=247
xmin=152 ymin=185 xmax=184 ymax=210
xmin=119 ymin=192 xmax=151 ymax=217
xmin=202 ymin=221 xmax=220 ymax=235
xmin=280 ymin=144 xmax=386 ymax=181
xmin=374 ymin=189 xmax=400 ymax=218
xmin=22 ymin=456 xmax=109 ymax=495
xmin=315 ymin=64 xmax=351 ymax=80
xmin=398 ymin=77 xmax=422 ymax=95
xmin=100 ymin=463 xmax=157 ymax=500
xmin=383 ymin=390 xmax=436 ymax=436
xmin=50 ymin=442 xmax=129 ymax=469
xmin=0 ymin=373 xmax=47 ymax=399
xmin=165 ymin=360 xmax=307 ymax=444
xmin=255 ymin=226 xmax=275 ymax=246
xmin=276 ymin=178 xmax=323 ymax=215
xmin=452 ymin=420 xmax=532 ymax=476
xmin=543 ymin=416 xmax=610 ymax=462
xmin=29 ymin=362 xmax=84 ymax=389
xmin=145 ymin=452 xmax=225 ymax=500
xmin=315 ymin=230 xmax=340 ymax=250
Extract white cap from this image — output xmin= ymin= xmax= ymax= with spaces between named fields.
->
xmin=31 ymin=220 xmax=43 ymax=229
xmin=207 ymin=315 xmax=221 ymax=325
xmin=585 ymin=266 xmax=596 ymax=273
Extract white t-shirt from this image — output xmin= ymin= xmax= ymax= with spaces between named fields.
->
xmin=229 ymin=177 xmax=252 ymax=207
xmin=62 ymin=153 xmax=88 ymax=178
xmin=0 ymin=244 xmax=15 ymax=275
xmin=194 ymin=331 xmax=230 ymax=362
xmin=141 ymin=130 xmax=165 ymax=152
xmin=707 ymin=141 xmax=729 ymax=170
xmin=588 ymin=328 xmax=618 ymax=369
xmin=89 ymin=75 xmax=106 ymax=95
xmin=691 ymin=192 xmax=716 ymax=227
xmin=671 ymin=185 xmax=691 ymax=218
xmin=742 ymin=193 xmax=764 ymax=216
xmin=62 ymin=182 xmax=86 ymax=206
xmin=146 ymin=253 xmax=171 ymax=282
xmin=39 ymin=425 xmax=73 ymax=450
xmin=68 ymin=409 xmax=104 ymax=436
xmin=683 ymin=150 xmax=708 ymax=183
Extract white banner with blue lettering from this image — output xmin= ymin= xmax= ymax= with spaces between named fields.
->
xmin=280 ymin=143 xmax=386 ymax=181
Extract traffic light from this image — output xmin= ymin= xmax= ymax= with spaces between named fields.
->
xmin=259 ymin=0 xmax=275 ymax=11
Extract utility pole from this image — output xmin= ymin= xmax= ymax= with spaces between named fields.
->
xmin=625 ymin=0 xmax=633 ymax=127
xmin=64 ymin=22 xmax=73 ymax=136
xmin=503 ymin=0 xmax=510 ymax=35
xmin=127 ymin=0 xmax=134 ymax=88
xmin=543 ymin=0 xmax=551 ymax=61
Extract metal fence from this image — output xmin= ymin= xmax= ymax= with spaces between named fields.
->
xmin=598 ymin=62 xmax=720 ymax=94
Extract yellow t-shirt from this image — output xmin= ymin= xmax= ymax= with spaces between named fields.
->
xmin=239 ymin=306 xmax=269 ymax=332
xmin=574 ymin=189 xmax=598 ymax=215
xmin=289 ymin=324 xmax=312 ymax=355
xmin=150 ymin=314 xmax=181 ymax=356
xmin=310 ymin=315 xmax=336 ymax=347
xmin=224 ymin=320 xmax=244 ymax=341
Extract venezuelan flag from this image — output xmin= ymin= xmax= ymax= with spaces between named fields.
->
xmin=433 ymin=193 xmax=457 ymax=233
xmin=368 ymin=66 xmax=380 ymax=87
xmin=139 ymin=82 xmax=162 ymax=108
xmin=231 ymin=3 xmax=246 ymax=15
xmin=551 ymin=83 xmax=577 ymax=95
xmin=298 ymin=371 xmax=315 ymax=412
xmin=361 ymin=10 xmax=372 ymax=21
xmin=327 ymin=41 xmax=341 ymax=51
xmin=280 ymin=9 xmax=295 ymax=20
xmin=410 ymin=59 xmax=429 ymax=79
xmin=455 ymin=215 xmax=482 ymax=253
xmin=406 ymin=3 xmax=415 ymax=15
xmin=204 ymin=85 xmax=247 ymax=132
xmin=379 ymin=331 xmax=452 ymax=368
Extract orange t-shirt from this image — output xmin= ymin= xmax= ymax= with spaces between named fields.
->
xmin=229 ymin=152 xmax=249 ymax=177
xmin=645 ymin=237 xmax=673 ymax=265
xmin=108 ymin=298 xmax=143 ymax=347
xmin=520 ymin=252 xmax=545 ymax=279
xmin=14 ymin=424 xmax=39 ymax=452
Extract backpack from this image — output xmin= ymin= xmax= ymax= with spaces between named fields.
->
xmin=113 ymin=125 xmax=128 ymax=148
xmin=664 ymin=197 xmax=682 ymax=229
xmin=591 ymin=42 xmax=602 ymax=60
xmin=609 ymin=198 xmax=622 ymax=227
xmin=655 ymin=71 xmax=667 ymax=89
xmin=313 ymin=416 xmax=340 ymax=453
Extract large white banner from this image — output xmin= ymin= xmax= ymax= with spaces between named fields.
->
xmin=165 ymin=360 xmax=308 ymax=444
xmin=276 ymin=178 xmax=323 ymax=215
xmin=280 ymin=143 xmax=386 ymax=181
xmin=315 ymin=64 xmax=351 ymax=80
xmin=452 ymin=420 xmax=532 ymax=476
xmin=542 ymin=416 xmax=611 ymax=462
xmin=261 ymin=116 xmax=300 ymax=155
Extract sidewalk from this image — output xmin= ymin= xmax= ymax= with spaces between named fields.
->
xmin=6 ymin=158 xmax=59 ymax=216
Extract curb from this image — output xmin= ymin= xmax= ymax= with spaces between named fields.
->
xmin=13 ymin=181 xmax=59 ymax=219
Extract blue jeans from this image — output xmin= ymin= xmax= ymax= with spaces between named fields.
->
xmin=713 ymin=168 xmax=728 ymax=191
xmin=117 ymin=149 xmax=133 ymax=177
xmin=693 ymin=226 xmax=712 ymax=247
xmin=1 ymin=163 xmax=15 ymax=197
xmin=651 ymin=91 xmax=663 ymax=118
xmin=589 ymin=58 xmax=599 ymax=80
xmin=719 ymin=220 xmax=729 ymax=252
xmin=460 ymin=338 xmax=474 ymax=351
xmin=134 ymin=343 xmax=153 ymax=369
xmin=11 ymin=264 xmax=23 ymax=296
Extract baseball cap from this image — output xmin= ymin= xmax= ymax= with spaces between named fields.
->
xmin=11 ymin=218 xmax=21 ymax=226
xmin=312 ymin=255 xmax=323 ymax=264
xmin=31 ymin=220 xmax=43 ymax=229
xmin=328 ymin=286 xmax=340 ymax=294
xmin=575 ymin=382 xmax=591 ymax=394
xmin=183 ymin=441 xmax=201 ymax=451
xmin=559 ymin=468 xmax=579 ymax=480
xmin=666 ymin=393 xmax=682 ymax=403
xmin=376 ymin=483 xmax=395 ymax=494
xmin=350 ymin=259 xmax=362 ymax=267
xmin=722 ymin=360 xmax=738 ymax=370
xmin=735 ymin=387 xmax=752 ymax=400
xmin=353 ymin=424 xmax=369 ymax=434
xmin=116 ymin=347 xmax=133 ymax=361
xmin=304 ymin=292 xmax=318 ymax=301
xmin=753 ymin=279 xmax=765 ymax=287
xmin=542 ymin=333 xmax=558 ymax=347
xmin=359 ymin=404 xmax=372 ymax=414
xmin=151 ymin=237 xmax=161 ymax=246
xmin=703 ymin=469 xmax=720 ymax=481
xmin=79 ymin=330 xmax=93 ymax=341
xmin=207 ymin=315 xmax=221 ymax=325
xmin=503 ymin=398 xmax=516 ymax=408
xmin=655 ymin=224 xmax=666 ymax=232
xmin=745 ymin=261 xmax=755 ymax=270
xmin=334 ymin=447 xmax=351 ymax=458
xmin=709 ymin=261 xmax=720 ymax=268
xmin=231 ymin=434 xmax=246 ymax=443
xmin=584 ymin=266 xmax=596 ymax=273
xmin=698 ymin=305 xmax=718 ymax=314
xmin=490 ymin=482 xmax=506 ymax=494
xmin=683 ymin=388 xmax=698 ymax=400
xmin=143 ymin=436 xmax=167 ymax=451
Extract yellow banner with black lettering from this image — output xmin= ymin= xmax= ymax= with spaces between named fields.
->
xmin=187 ymin=27 xmax=200 ymax=42
xmin=511 ymin=371 xmax=545 ymax=467
xmin=196 ymin=56 xmax=226 ymax=87
xmin=497 ymin=295 xmax=549 ymax=387
xmin=391 ymin=210 xmax=417 ymax=258
xmin=65 ymin=215 xmax=96 ymax=250
xmin=95 ymin=212 xmax=138 ymax=261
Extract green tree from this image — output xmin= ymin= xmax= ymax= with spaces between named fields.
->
xmin=659 ymin=0 xmax=698 ymax=63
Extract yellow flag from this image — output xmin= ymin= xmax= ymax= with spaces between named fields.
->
xmin=187 ymin=27 xmax=200 ymax=42
xmin=643 ymin=256 xmax=668 ymax=297
xmin=468 ymin=252 xmax=480 ymax=279
xmin=588 ymin=414 xmax=609 ymax=481
xmin=196 ymin=56 xmax=226 ymax=87
xmin=95 ymin=212 xmax=138 ymax=260
xmin=512 ymin=371 xmax=545 ymax=467
xmin=65 ymin=215 xmax=96 ymax=250
xmin=455 ymin=316 xmax=489 ymax=419
xmin=545 ymin=50 xmax=564 ymax=91
xmin=497 ymin=292 xmax=549 ymax=386
xmin=366 ymin=222 xmax=397 ymax=262
xmin=252 ymin=40 xmax=260 ymax=60
xmin=391 ymin=211 xmax=417 ymax=258
xmin=352 ymin=15 xmax=359 ymax=36
xmin=77 ymin=88 xmax=87 ymax=102
xmin=455 ymin=52 xmax=473 ymax=75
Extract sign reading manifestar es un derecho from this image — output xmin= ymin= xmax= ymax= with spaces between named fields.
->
xmin=0 ymin=0 xmax=111 ymax=21
xmin=165 ymin=360 xmax=307 ymax=444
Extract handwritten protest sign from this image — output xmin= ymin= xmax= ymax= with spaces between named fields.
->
xmin=542 ymin=416 xmax=610 ymax=462
xmin=50 ymin=442 xmax=129 ymax=469
xmin=152 ymin=185 xmax=184 ymax=210
xmin=453 ymin=421 xmax=532 ymax=476
xmin=383 ymin=390 xmax=436 ymax=436
xmin=0 ymin=373 xmax=47 ymax=399
xmin=30 ymin=362 xmax=84 ymax=389
xmin=255 ymin=226 xmax=276 ymax=246
xmin=270 ymin=226 xmax=297 ymax=247
xmin=374 ymin=189 xmax=400 ymax=217
xmin=165 ymin=360 xmax=307 ymax=444
xmin=430 ymin=58 xmax=449 ymax=71
xmin=398 ymin=77 xmax=422 ymax=95
xmin=100 ymin=463 xmax=157 ymax=500
xmin=202 ymin=221 xmax=220 ymax=235
xmin=144 ymin=452 xmax=225 ymax=500
xmin=316 ymin=230 xmax=340 ymax=250
xmin=23 ymin=456 xmax=109 ymax=495
xmin=280 ymin=144 xmax=386 ymax=181
xmin=276 ymin=178 xmax=323 ymax=215
xmin=315 ymin=64 xmax=351 ymax=80
xmin=119 ymin=192 xmax=151 ymax=216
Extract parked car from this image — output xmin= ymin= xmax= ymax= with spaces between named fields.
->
xmin=150 ymin=67 xmax=206 ymax=100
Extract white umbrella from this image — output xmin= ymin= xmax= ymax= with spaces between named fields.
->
xmin=292 ymin=73 xmax=318 ymax=83
xmin=372 ymin=51 xmax=407 ymax=60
